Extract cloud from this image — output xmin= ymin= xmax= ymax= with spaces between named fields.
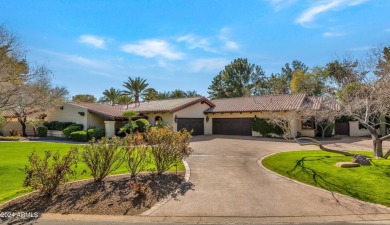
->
xmin=176 ymin=34 xmax=214 ymax=52
xmin=121 ymin=39 xmax=184 ymax=60
xmin=385 ymin=29 xmax=390 ymax=32
xmin=189 ymin=58 xmax=229 ymax=72
xmin=267 ymin=0 xmax=297 ymax=11
xmin=78 ymin=35 xmax=106 ymax=49
xmin=295 ymin=0 xmax=370 ymax=25
xmin=323 ymin=31 xmax=346 ymax=37
xmin=218 ymin=28 xmax=239 ymax=51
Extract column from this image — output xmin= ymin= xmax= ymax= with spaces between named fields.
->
xmin=104 ymin=121 xmax=116 ymax=138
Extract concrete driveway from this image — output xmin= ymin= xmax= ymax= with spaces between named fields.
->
xmin=148 ymin=135 xmax=390 ymax=223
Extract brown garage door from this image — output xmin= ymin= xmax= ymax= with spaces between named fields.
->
xmin=177 ymin=118 xmax=204 ymax=135
xmin=212 ymin=118 xmax=252 ymax=136
xmin=335 ymin=122 xmax=349 ymax=135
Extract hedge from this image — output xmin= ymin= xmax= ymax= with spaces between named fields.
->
xmin=43 ymin=121 xmax=76 ymax=131
xmin=69 ymin=131 xmax=88 ymax=142
xmin=63 ymin=124 xmax=83 ymax=139
xmin=252 ymin=118 xmax=284 ymax=136
xmin=134 ymin=119 xmax=150 ymax=133
xmin=37 ymin=127 xmax=48 ymax=137
xmin=87 ymin=128 xmax=105 ymax=140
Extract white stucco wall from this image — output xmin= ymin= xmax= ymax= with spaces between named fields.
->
xmin=87 ymin=112 xmax=105 ymax=129
xmin=349 ymin=121 xmax=380 ymax=137
xmin=172 ymin=102 xmax=210 ymax=132
xmin=145 ymin=113 xmax=174 ymax=129
xmin=1 ymin=121 xmax=35 ymax=136
xmin=46 ymin=103 xmax=88 ymax=130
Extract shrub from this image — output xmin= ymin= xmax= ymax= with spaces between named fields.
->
xmin=70 ymin=131 xmax=89 ymax=142
xmin=147 ymin=126 xmax=192 ymax=174
xmin=122 ymin=133 xmax=150 ymax=178
xmin=252 ymin=118 xmax=284 ymax=136
xmin=134 ymin=119 xmax=150 ymax=133
xmin=81 ymin=137 xmax=125 ymax=182
xmin=63 ymin=124 xmax=83 ymax=138
xmin=43 ymin=121 xmax=76 ymax=131
xmin=9 ymin=130 xmax=20 ymax=136
xmin=87 ymin=128 xmax=105 ymax=140
xmin=317 ymin=122 xmax=335 ymax=138
xmin=0 ymin=136 xmax=20 ymax=141
xmin=20 ymin=148 xmax=79 ymax=196
xmin=37 ymin=126 xmax=48 ymax=137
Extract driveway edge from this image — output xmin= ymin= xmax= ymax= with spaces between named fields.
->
xmin=257 ymin=151 xmax=390 ymax=211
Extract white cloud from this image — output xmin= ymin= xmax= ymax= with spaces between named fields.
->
xmin=218 ymin=28 xmax=239 ymax=51
xmin=189 ymin=58 xmax=229 ymax=72
xmin=385 ymin=29 xmax=390 ymax=32
xmin=121 ymin=39 xmax=184 ymax=60
xmin=176 ymin=34 xmax=214 ymax=52
xmin=296 ymin=0 xmax=370 ymax=25
xmin=323 ymin=31 xmax=346 ymax=37
xmin=224 ymin=41 xmax=239 ymax=50
xmin=78 ymin=35 xmax=106 ymax=49
xmin=268 ymin=0 xmax=297 ymax=11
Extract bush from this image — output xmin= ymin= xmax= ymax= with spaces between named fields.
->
xmin=87 ymin=128 xmax=105 ymax=140
xmin=317 ymin=122 xmax=335 ymax=138
xmin=20 ymin=148 xmax=79 ymax=196
xmin=37 ymin=126 xmax=48 ymax=137
xmin=122 ymin=133 xmax=150 ymax=178
xmin=147 ymin=126 xmax=192 ymax=174
xmin=9 ymin=130 xmax=20 ymax=136
xmin=63 ymin=124 xmax=83 ymax=138
xmin=134 ymin=119 xmax=150 ymax=133
xmin=43 ymin=121 xmax=76 ymax=131
xmin=81 ymin=137 xmax=125 ymax=182
xmin=70 ymin=131 xmax=89 ymax=142
xmin=252 ymin=118 xmax=284 ymax=136
xmin=0 ymin=136 xmax=20 ymax=141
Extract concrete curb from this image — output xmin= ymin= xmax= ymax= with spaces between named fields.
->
xmin=141 ymin=159 xmax=191 ymax=216
xmin=257 ymin=151 xmax=390 ymax=211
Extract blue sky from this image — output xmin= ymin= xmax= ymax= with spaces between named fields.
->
xmin=1 ymin=0 xmax=389 ymax=98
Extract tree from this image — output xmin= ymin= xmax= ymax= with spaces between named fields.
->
xmin=266 ymin=73 xmax=289 ymax=94
xmin=117 ymin=94 xmax=133 ymax=109
xmin=170 ymin=89 xmax=186 ymax=98
xmin=72 ymin=94 xmax=96 ymax=103
xmin=119 ymin=111 xmax=138 ymax=135
xmin=123 ymin=76 xmax=149 ymax=106
xmin=186 ymin=90 xmax=201 ymax=97
xmin=208 ymin=58 xmax=266 ymax=99
xmin=142 ymin=88 xmax=159 ymax=101
xmin=100 ymin=88 xmax=121 ymax=106
xmin=290 ymin=68 xmax=326 ymax=96
xmin=157 ymin=91 xmax=171 ymax=100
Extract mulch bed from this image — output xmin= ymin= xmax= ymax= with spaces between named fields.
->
xmin=0 ymin=172 xmax=190 ymax=224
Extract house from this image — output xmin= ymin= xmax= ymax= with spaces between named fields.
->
xmin=1 ymin=93 xmax=337 ymax=138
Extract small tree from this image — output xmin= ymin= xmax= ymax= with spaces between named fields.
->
xmin=120 ymin=111 xmax=138 ymax=135
xmin=20 ymin=148 xmax=79 ymax=196
xmin=147 ymin=126 xmax=192 ymax=174
xmin=122 ymin=133 xmax=150 ymax=178
xmin=27 ymin=119 xmax=40 ymax=137
xmin=81 ymin=137 xmax=125 ymax=182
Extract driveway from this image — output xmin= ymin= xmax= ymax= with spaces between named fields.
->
xmin=148 ymin=135 xmax=390 ymax=222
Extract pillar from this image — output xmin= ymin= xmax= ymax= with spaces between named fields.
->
xmin=104 ymin=121 xmax=116 ymax=138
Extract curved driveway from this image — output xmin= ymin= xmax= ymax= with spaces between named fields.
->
xmin=150 ymin=135 xmax=390 ymax=222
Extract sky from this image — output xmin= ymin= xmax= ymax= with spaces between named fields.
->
xmin=0 ymin=0 xmax=389 ymax=99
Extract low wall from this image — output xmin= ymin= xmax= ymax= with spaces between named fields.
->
xmin=47 ymin=130 xmax=66 ymax=138
xmin=349 ymin=121 xmax=379 ymax=137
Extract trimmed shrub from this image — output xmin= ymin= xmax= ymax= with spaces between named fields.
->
xmin=37 ymin=126 xmax=48 ymax=137
xmin=9 ymin=130 xmax=20 ymax=137
xmin=134 ymin=119 xmax=150 ymax=133
xmin=43 ymin=121 xmax=76 ymax=131
xmin=0 ymin=136 xmax=20 ymax=141
xmin=70 ymin=131 xmax=89 ymax=142
xmin=20 ymin=148 xmax=78 ymax=196
xmin=81 ymin=137 xmax=125 ymax=182
xmin=63 ymin=124 xmax=83 ymax=139
xmin=87 ymin=128 xmax=105 ymax=140
xmin=252 ymin=118 xmax=284 ymax=136
xmin=147 ymin=126 xmax=192 ymax=174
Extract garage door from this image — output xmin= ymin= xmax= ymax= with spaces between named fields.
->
xmin=177 ymin=118 xmax=204 ymax=135
xmin=212 ymin=118 xmax=252 ymax=136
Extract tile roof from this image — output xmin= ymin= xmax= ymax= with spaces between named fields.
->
xmin=70 ymin=97 xmax=214 ymax=120
xmin=205 ymin=93 xmax=309 ymax=113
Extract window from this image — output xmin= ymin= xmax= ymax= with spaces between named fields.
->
xmin=302 ymin=117 xmax=315 ymax=129
xmin=155 ymin=116 xmax=162 ymax=125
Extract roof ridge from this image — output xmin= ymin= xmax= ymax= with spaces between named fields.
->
xmin=212 ymin=93 xmax=306 ymax=101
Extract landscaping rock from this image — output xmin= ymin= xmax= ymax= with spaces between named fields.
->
xmin=352 ymin=154 xmax=371 ymax=166
xmin=336 ymin=162 xmax=360 ymax=168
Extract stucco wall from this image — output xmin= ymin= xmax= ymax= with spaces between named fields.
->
xmin=46 ymin=103 xmax=88 ymax=130
xmin=349 ymin=121 xmax=380 ymax=137
xmin=1 ymin=121 xmax=35 ymax=136
xmin=87 ymin=112 xmax=105 ymax=129
xmin=172 ymin=102 xmax=210 ymax=132
xmin=145 ymin=113 xmax=174 ymax=129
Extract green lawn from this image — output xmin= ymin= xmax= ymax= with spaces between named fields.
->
xmin=0 ymin=142 xmax=185 ymax=204
xmin=262 ymin=150 xmax=390 ymax=206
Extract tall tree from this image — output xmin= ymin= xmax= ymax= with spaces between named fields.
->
xmin=99 ymin=88 xmax=121 ymax=106
xmin=123 ymin=76 xmax=149 ymax=106
xmin=208 ymin=58 xmax=266 ymax=99
xmin=117 ymin=94 xmax=133 ymax=109
xmin=72 ymin=94 xmax=96 ymax=103
xmin=290 ymin=68 xmax=326 ymax=96
xmin=186 ymin=90 xmax=201 ymax=97
xmin=170 ymin=89 xmax=187 ymax=99
xmin=142 ymin=88 xmax=159 ymax=101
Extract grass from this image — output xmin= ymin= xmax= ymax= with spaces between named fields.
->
xmin=262 ymin=150 xmax=390 ymax=206
xmin=0 ymin=142 xmax=185 ymax=204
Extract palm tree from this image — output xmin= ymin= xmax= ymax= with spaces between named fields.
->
xmin=100 ymin=87 xmax=122 ymax=106
xmin=142 ymin=88 xmax=159 ymax=101
xmin=170 ymin=89 xmax=186 ymax=99
xmin=186 ymin=90 xmax=201 ymax=97
xmin=157 ymin=91 xmax=171 ymax=100
xmin=118 ymin=94 xmax=133 ymax=109
xmin=123 ymin=76 xmax=149 ymax=106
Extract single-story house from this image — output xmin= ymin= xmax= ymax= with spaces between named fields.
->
xmin=3 ymin=93 xmax=371 ymax=138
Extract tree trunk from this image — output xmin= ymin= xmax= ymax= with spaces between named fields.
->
xmin=373 ymin=139 xmax=383 ymax=158
xmin=20 ymin=120 xmax=27 ymax=137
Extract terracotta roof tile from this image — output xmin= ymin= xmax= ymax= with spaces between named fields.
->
xmin=205 ymin=93 xmax=308 ymax=113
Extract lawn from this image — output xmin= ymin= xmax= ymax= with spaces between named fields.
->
xmin=0 ymin=142 xmax=185 ymax=204
xmin=262 ymin=150 xmax=390 ymax=206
